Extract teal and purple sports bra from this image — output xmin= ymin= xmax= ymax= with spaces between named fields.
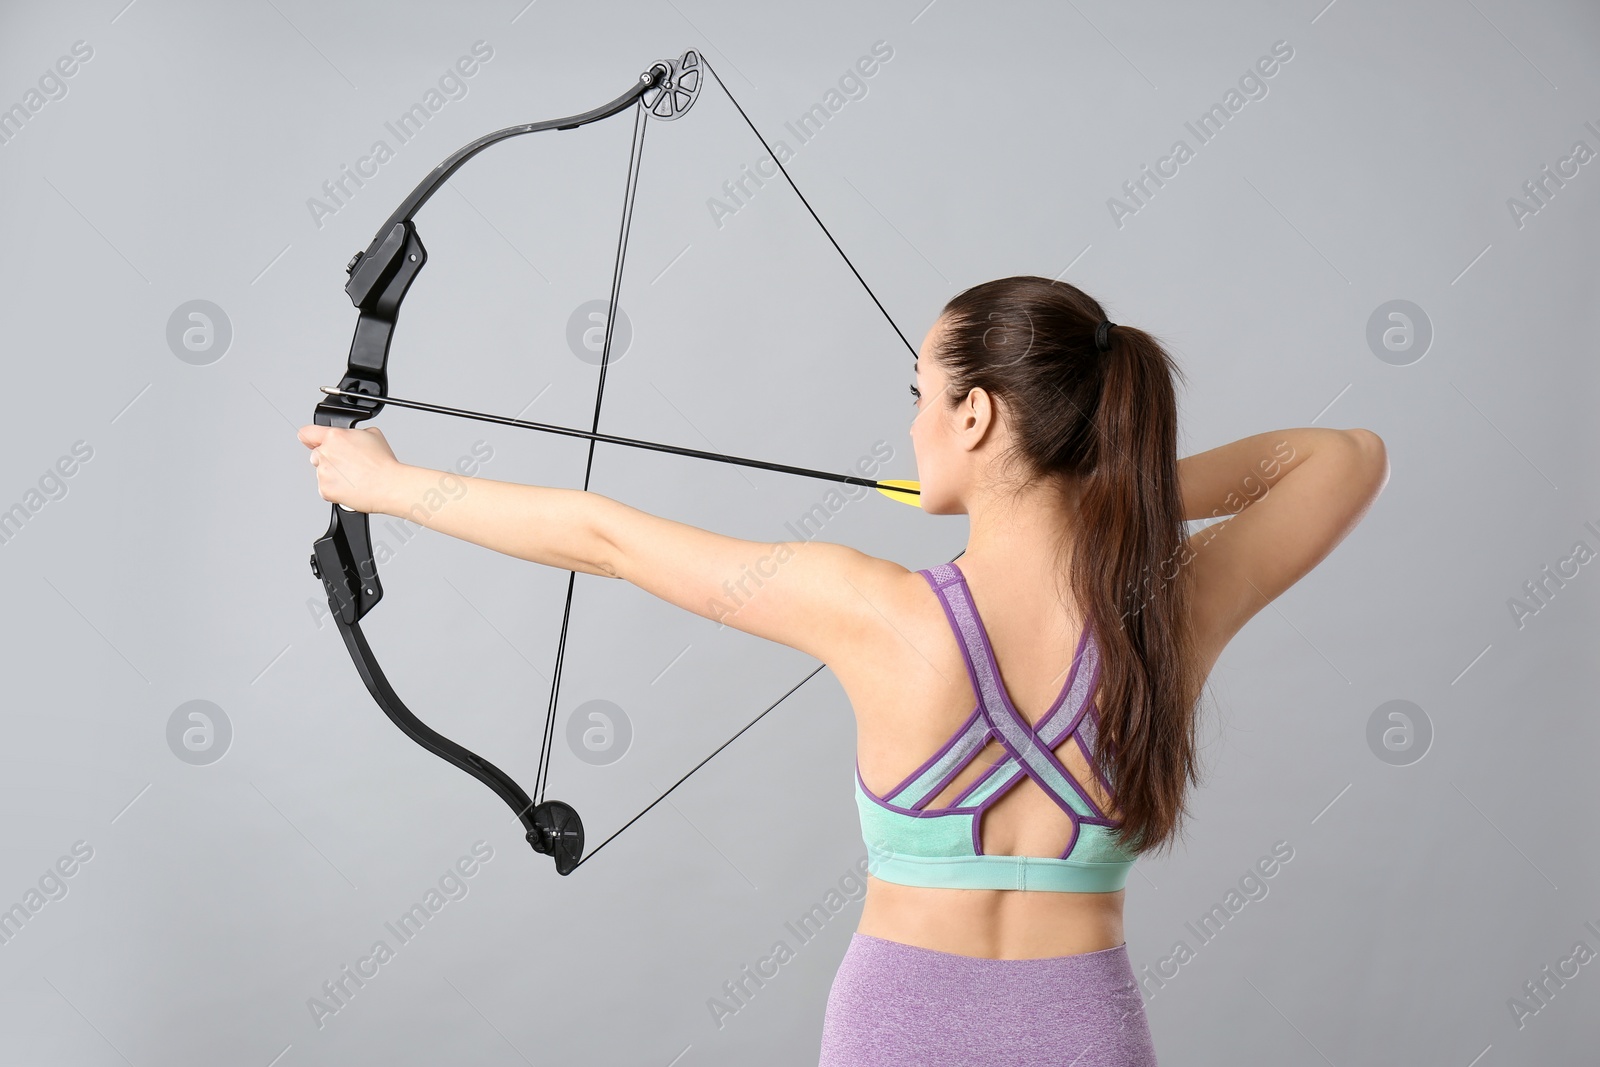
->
xmin=855 ymin=562 xmax=1137 ymax=893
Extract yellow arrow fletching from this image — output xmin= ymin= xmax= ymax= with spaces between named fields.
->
xmin=874 ymin=479 xmax=923 ymax=507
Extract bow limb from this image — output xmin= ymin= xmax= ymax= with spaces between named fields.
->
xmin=309 ymin=56 xmax=697 ymax=876
xmin=316 ymin=69 xmax=665 ymax=428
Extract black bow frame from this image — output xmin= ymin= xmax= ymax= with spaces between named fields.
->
xmin=310 ymin=49 xmax=914 ymax=875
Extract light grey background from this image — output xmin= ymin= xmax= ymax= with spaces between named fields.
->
xmin=1 ymin=1 xmax=1596 ymax=1064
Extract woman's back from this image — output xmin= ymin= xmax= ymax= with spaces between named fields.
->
xmin=838 ymin=549 xmax=1135 ymax=959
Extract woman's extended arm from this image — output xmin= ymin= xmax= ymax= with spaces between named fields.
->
xmin=297 ymin=424 xmax=904 ymax=664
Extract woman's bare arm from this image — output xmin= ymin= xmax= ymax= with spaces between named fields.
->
xmin=394 ymin=469 xmax=900 ymax=662
xmin=299 ymin=424 xmax=900 ymax=665
xmin=1179 ymin=427 xmax=1390 ymax=660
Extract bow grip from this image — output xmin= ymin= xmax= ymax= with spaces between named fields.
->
xmin=309 ymin=388 xmax=386 ymax=626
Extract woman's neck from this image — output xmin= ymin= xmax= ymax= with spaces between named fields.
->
xmin=959 ymin=478 xmax=1080 ymax=609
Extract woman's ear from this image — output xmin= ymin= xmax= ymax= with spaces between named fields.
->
xmin=956 ymin=386 xmax=997 ymax=452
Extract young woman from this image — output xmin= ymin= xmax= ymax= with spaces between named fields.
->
xmin=300 ymin=275 xmax=1388 ymax=1065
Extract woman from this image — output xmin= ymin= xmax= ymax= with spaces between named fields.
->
xmin=300 ymin=275 xmax=1388 ymax=1065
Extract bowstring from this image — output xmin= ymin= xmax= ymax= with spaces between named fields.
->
xmin=700 ymin=58 xmax=919 ymax=362
xmin=571 ymin=663 xmax=827 ymax=870
xmin=533 ymin=101 xmax=650 ymax=808
xmin=566 ymin=60 xmax=924 ymax=869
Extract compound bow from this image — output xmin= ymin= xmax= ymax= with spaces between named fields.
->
xmin=310 ymin=49 xmax=917 ymax=875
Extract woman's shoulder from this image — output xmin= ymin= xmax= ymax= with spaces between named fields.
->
xmin=803 ymin=549 xmax=950 ymax=660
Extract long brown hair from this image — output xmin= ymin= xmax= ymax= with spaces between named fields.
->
xmin=932 ymin=275 xmax=1202 ymax=856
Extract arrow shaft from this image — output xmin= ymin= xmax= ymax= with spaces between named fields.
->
xmin=320 ymin=386 xmax=917 ymax=497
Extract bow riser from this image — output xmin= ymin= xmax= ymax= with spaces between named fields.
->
xmin=319 ymin=221 xmax=431 ymax=429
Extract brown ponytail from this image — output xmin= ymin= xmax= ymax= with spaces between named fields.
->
xmin=933 ymin=276 xmax=1202 ymax=855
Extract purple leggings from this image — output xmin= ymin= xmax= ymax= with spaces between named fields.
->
xmin=818 ymin=934 xmax=1158 ymax=1066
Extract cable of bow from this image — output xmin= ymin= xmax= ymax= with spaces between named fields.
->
xmin=533 ymin=102 xmax=649 ymax=813
xmin=700 ymin=58 xmax=918 ymax=361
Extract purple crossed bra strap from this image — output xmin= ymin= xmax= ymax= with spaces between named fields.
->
xmin=916 ymin=563 xmax=1116 ymax=821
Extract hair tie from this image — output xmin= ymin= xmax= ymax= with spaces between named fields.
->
xmin=1094 ymin=320 xmax=1115 ymax=352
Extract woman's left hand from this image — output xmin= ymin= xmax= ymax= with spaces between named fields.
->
xmin=298 ymin=424 xmax=407 ymax=514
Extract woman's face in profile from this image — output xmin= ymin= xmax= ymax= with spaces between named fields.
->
xmin=908 ymin=320 xmax=966 ymax=516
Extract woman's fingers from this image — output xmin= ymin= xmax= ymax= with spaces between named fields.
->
xmin=297 ymin=425 xmax=402 ymax=512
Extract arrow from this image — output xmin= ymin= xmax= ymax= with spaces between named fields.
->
xmin=319 ymin=386 xmax=923 ymax=506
